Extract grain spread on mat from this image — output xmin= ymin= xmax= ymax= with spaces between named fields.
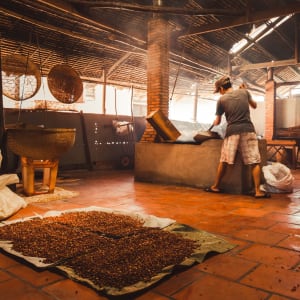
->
xmin=50 ymin=211 xmax=145 ymax=236
xmin=64 ymin=227 xmax=196 ymax=288
xmin=0 ymin=211 xmax=197 ymax=289
xmin=0 ymin=219 xmax=112 ymax=263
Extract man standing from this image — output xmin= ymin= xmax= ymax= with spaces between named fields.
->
xmin=205 ymin=76 xmax=270 ymax=198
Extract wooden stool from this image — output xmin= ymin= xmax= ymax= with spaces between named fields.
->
xmin=21 ymin=156 xmax=59 ymax=196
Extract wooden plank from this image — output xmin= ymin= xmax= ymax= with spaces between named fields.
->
xmin=181 ymin=3 xmax=300 ymax=37
xmin=238 ymin=59 xmax=298 ymax=71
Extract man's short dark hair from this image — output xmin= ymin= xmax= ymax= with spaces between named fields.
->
xmin=214 ymin=76 xmax=231 ymax=93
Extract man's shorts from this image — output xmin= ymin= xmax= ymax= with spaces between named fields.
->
xmin=220 ymin=132 xmax=261 ymax=165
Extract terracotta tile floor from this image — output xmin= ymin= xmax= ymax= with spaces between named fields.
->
xmin=1 ymin=168 xmax=300 ymax=300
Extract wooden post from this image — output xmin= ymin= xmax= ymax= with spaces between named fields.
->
xmin=295 ymin=15 xmax=299 ymax=63
xmin=193 ymin=83 xmax=198 ymax=122
xmin=102 ymin=69 xmax=107 ymax=114
xmin=0 ymin=38 xmax=7 ymax=174
xmin=0 ymin=39 xmax=5 ymax=142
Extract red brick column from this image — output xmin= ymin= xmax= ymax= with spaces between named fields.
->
xmin=264 ymin=79 xmax=276 ymax=140
xmin=141 ymin=16 xmax=170 ymax=142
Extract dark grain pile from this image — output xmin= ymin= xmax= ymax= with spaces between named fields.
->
xmin=0 ymin=211 xmax=197 ymax=289
xmin=50 ymin=211 xmax=145 ymax=236
xmin=65 ymin=227 xmax=196 ymax=288
xmin=0 ymin=218 xmax=112 ymax=263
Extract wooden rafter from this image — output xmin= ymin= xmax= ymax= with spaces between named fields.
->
xmin=238 ymin=59 xmax=299 ymax=71
xmin=180 ymin=3 xmax=300 ymax=37
xmin=68 ymin=1 xmax=244 ymax=16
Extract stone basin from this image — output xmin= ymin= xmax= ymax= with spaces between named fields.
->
xmin=6 ymin=127 xmax=76 ymax=160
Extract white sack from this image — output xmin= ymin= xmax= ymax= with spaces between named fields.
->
xmin=262 ymin=162 xmax=294 ymax=193
xmin=0 ymin=174 xmax=20 ymax=190
xmin=0 ymin=187 xmax=27 ymax=220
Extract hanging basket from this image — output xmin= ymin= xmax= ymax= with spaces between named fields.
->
xmin=47 ymin=64 xmax=83 ymax=104
xmin=1 ymin=54 xmax=41 ymax=101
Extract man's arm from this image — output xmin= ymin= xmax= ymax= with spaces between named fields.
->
xmin=213 ymin=115 xmax=222 ymax=126
xmin=248 ymin=97 xmax=257 ymax=109
xmin=247 ymin=90 xmax=257 ymax=109
xmin=240 ymin=85 xmax=257 ymax=109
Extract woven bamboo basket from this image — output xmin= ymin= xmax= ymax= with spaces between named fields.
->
xmin=6 ymin=127 xmax=76 ymax=160
xmin=1 ymin=54 xmax=41 ymax=101
xmin=47 ymin=64 xmax=83 ymax=104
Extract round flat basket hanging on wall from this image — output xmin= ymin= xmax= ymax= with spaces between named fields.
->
xmin=1 ymin=54 xmax=41 ymax=101
xmin=47 ymin=64 xmax=83 ymax=103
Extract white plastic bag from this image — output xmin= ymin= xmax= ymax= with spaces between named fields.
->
xmin=0 ymin=186 xmax=27 ymax=220
xmin=0 ymin=174 xmax=20 ymax=190
xmin=262 ymin=162 xmax=294 ymax=193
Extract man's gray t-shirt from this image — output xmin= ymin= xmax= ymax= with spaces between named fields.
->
xmin=216 ymin=89 xmax=255 ymax=137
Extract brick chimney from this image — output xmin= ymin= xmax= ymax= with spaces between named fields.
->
xmin=141 ymin=14 xmax=170 ymax=142
xmin=264 ymin=68 xmax=276 ymax=140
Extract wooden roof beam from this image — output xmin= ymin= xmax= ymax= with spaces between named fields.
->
xmin=24 ymin=0 xmax=146 ymax=46
xmin=102 ymin=52 xmax=132 ymax=80
xmin=238 ymin=59 xmax=299 ymax=71
xmin=0 ymin=7 xmax=140 ymax=54
xmin=180 ymin=3 xmax=300 ymax=37
xmin=238 ymin=16 xmax=300 ymax=73
xmin=68 ymin=1 xmax=243 ymax=16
